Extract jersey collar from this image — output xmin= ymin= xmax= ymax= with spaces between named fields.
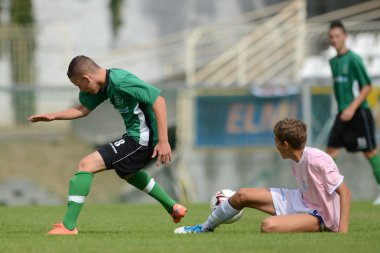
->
xmin=296 ymin=147 xmax=308 ymax=165
xmin=337 ymin=49 xmax=350 ymax=58
xmin=99 ymin=69 xmax=110 ymax=94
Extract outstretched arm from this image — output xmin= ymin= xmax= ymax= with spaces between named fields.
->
xmin=151 ymin=96 xmax=171 ymax=166
xmin=28 ymin=104 xmax=91 ymax=123
xmin=335 ymin=181 xmax=351 ymax=233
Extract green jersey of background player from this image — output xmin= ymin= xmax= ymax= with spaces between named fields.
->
xmin=28 ymin=55 xmax=187 ymax=235
xmin=326 ymin=20 xmax=380 ymax=205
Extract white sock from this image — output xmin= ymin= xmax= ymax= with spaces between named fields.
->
xmin=202 ymin=199 xmax=240 ymax=231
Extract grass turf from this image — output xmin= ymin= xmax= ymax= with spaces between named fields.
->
xmin=0 ymin=202 xmax=379 ymax=253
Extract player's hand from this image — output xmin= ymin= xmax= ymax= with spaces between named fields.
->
xmin=27 ymin=114 xmax=55 ymax=123
xmin=152 ymin=141 xmax=172 ymax=166
xmin=340 ymin=107 xmax=355 ymax=122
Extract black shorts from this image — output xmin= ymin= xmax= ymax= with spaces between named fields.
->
xmin=327 ymin=108 xmax=377 ymax=152
xmin=98 ymin=136 xmax=154 ymax=179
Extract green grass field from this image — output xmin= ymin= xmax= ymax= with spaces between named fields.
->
xmin=0 ymin=202 xmax=379 ymax=253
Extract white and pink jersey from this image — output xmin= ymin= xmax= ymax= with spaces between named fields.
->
xmin=290 ymin=147 xmax=344 ymax=232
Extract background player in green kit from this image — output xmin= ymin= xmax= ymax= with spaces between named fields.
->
xmin=327 ymin=20 xmax=380 ymax=205
xmin=28 ymin=55 xmax=187 ymax=234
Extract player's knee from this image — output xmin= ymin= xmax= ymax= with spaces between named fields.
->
xmin=232 ymin=188 xmax=249 ymax=208
xmin=77 ymin=157 xmax=92 ymax=172
xmin=261 ymin=217 xmax=277 ymax=233
xmin=326 ymin=148 xmax=339 ymax=158
xmin=364 ymin=150 xmax=377 ymax=159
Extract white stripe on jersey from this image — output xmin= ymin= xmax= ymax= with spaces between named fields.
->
xmin=352 ymin=80 xmax=360 ymax=98
xmin=133 ymin=103 xmax=150 ymax=146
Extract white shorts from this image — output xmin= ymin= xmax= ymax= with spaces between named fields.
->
xmin=270 ymin=188 xmax=314 ymax=215
xmin=270 ymin=188 xmax=326 ymax=231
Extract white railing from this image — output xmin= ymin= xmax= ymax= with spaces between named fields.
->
xmin=95 ymin=0 xmax=380 ymax=87
xmin=95 ymin=1 xmax=299 ymax=86
xmin=187 ymin=0 xmax=306 ymax=86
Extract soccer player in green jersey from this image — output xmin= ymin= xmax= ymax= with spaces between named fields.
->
xmin=327 ymin=20 xmax=380 ymax=205
xmin=28 ymin=55 xmax=187 ymax=234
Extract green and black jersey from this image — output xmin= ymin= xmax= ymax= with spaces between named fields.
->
xmin=79 ymin=68 xmax=160 ymax=146
xmin=329 ymin=50 xmax=371 ymax=112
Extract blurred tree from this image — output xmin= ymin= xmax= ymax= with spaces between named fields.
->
xmin=10 ymin=0 xmax=36 ymax=124
xmin=109 ymin=0 xmax=124 ymax=38
xmin=0 ymin=2 xmax=2 ymax=59
xmin=10 ymin=0 xmax=33 ymax=24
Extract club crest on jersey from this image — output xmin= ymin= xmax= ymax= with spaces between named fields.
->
xmin=342 ymin=64 xmax=348 ymax=74
xmin=114 ymin=95 xmax=124 ymax=107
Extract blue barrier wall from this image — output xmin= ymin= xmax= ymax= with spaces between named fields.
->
xmin=195 ymin=94 xmax=302 ymax=147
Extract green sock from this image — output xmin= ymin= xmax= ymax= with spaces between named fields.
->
xmin=127 ymin=170 xmax=176 ymax=213
xmin=63 ymin=171 xmax=93 ymax=230
xmin=368 ymin=155 xmax=380 ymax=184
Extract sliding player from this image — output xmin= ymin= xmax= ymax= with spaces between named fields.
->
xmin=175 ymin=119 xmax=351 ymax=233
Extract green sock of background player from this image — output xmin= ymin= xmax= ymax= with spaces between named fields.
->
xmin=368 ymin=155 xmax=380 ymax=185
xmin=63 ymin=171 xmax=93 ymax=231
xmin=126 ymin=170 xmax=176 ymax=213
xmin=334 ymin=155 xmax=380 ymax=184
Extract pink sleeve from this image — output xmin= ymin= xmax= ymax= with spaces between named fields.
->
xmin=320 ymin=159 xmax=344 ymax=195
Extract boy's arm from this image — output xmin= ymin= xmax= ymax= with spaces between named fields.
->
xmin=152 ymin=96 xmax=171 ymax=166
xmin=28 ymin=104 xmax=91 ymax=122
xmin=340 ymin=85 xmax=371 ymax=121
xmin=335 ymin=181 xmax=351 ymax=233
xmin=341 ymin=56 xmax=372 ymax=122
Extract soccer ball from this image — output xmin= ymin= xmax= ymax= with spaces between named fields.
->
xmin=210 ymin=189 xmax=243 ymax=224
